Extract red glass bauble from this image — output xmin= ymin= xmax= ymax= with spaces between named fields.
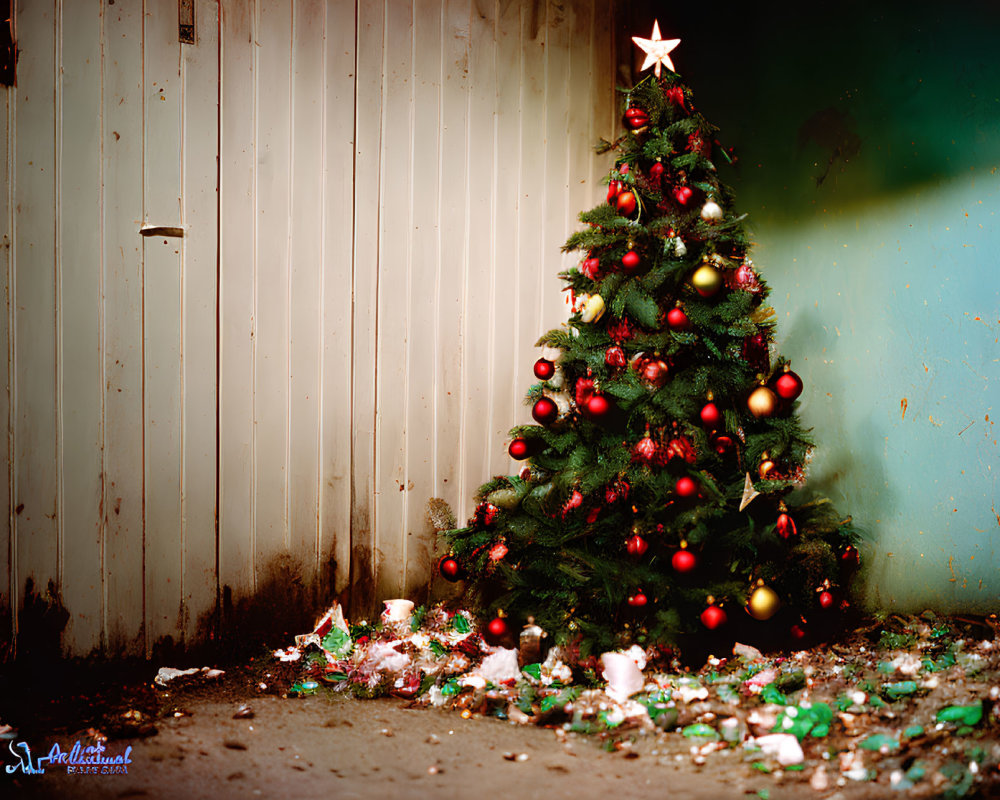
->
xmin=649 ymin=161 xmax=664 ymax=183
xmin=673 ymin=185 xmax=693 ymax=205
xmin=604 ymin=345 xmax=626 ymax=368
xmin=675 ymin=476 xmax=698 ymax=497
xmin=818 ymin=590 xmax=835 ymax=610
xmin=533 ymin=358 xmax=555 ymax=380
xmin=586 ymin=394 xmax=612 ymax=420
xmin=841 ymin=545 xmax=860 ymax=568
xmin=581 ymin=257 xmax=601 ymax=279
xmin=776 ymin=512 xmax=797 ymax=539
xmin=671 ymin=549 xmax=696 ymax=573
xmin=627 ymin=591 xmax=648 ymax=607
xmin=790 ymin=623 xmax=807 ymax=641
xmin=775 ymin=369 xmax=804 ymax=401
xmin=575 ymin=377 xmax=596 ymax=406
xmin=700 ymin=401 xmax=721 ymax=427
xmin=439 ymin=556 xmax=463 ymax=582
xmin=621 ymin=250 xmax=640 ymax=274
xmin=700 ymin=604 xmax=727 ymax=630
xmin=626 ymin=535 xmax=648 ymax=557
xmin=632 ymin=436 xmax=658 ymax=464
xmin=666 ymin=306 xmax=690 ymax=330
xmin=743 ymin=334 xmax=770 ymax=372
xmin=616 ymin=190 xmax=637 ymax=216
xmin=624 ymin=107 xmax=650 ymax=129
xmin=508 ymin=438 xmax=532 ymax=460
xmin=484 ymin=616 xmax=508 ymax=644
xmin=641 ymin=359 xmax=669 ymax=388
xmin=665 ymin=86 xmax=685 ymax=108
xmin=711 ymin=434 xmax=733 ymax=455
xmin=532 ymin=397 xmax=558 ymax=425
xmin=606 ymin=179 xmax=622 ymax=203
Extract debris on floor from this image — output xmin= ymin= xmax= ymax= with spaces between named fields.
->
xmin=273 ymin=601 xmax=1000 ymax=796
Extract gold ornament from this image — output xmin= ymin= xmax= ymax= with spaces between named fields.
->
xmin=747 ymin=582 xmax=780 ymax=620
xmin=747 ymin=385 xmax=778 ymax=418
xmin=758 ymin=452 xmax=776 ymax=479
xmin=580 ymin=294 xmax=606 ymax=323
xmin=632 ymin=20 xmax=681 ymax=78
xmin=690 ymin=264 xmax=723 ymax=297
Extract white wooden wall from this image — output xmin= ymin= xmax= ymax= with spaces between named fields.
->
xmin=1 ymin=0 xmax=616 ymax=656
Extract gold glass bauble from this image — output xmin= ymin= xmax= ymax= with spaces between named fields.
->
xmin=747 ymin=385 xmax=778 ymax=418
xmin=690 ymin=264 xmax=723 ymax=297
xmin=747 ymin=585 xmax=780 ymax=620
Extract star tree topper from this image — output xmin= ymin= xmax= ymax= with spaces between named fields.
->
xmin=632 ymin=20 xmax=680 ymax=78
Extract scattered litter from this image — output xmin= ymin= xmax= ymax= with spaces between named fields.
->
xmin=154 ymin=666 xmax=224 ymax=687
xmin=233 ymin=704 xmax=254 ymax=720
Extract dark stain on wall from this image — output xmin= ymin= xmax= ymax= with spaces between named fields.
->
xmin=13 ymin=577 xmax=69 ymax=663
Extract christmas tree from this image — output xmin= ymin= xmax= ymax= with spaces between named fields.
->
xmin=439 ymin=23 xmax=859 ymax=657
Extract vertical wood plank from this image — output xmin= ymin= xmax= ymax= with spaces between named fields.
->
xmin=288 ymin=0 xmax=324 ymax=575
xmin=254 ymin=0 xmax=292 ymax=567
xmin=350 ymin=0 xmax=385 ymax=616
xmin=403 ymin=0 xmax=442 ymax=597
xmin=541 ymin=0 xmax=572 ymax=329
xmin=491 ymin=0 xmax=522 ymax=453
xmin=460 ymin=0 xmax=498 ymax=503
xmin=58 ymin=0 xmax=105 ymax=655
xmin=14 ymin=0 xmax=61 ymax=631
xmin=103 ymin=0 xmax=145 ymax=655
xmin=143 ymin=0 xmax=185 ymax=653
xmin=180 ymin=0 xmax=221 ymax=643
xmin=373 ymin=0 xmax=414 ymax=602
xmin=319 ymin=0 xmax=356 ymax=598
xmin=219 ymin=0 xmax=256 ymax=599
xmin=436 ymin=0 xmax=470 ymax=523
xmin=515 ymin=0 xmax=546 ymax=465
xmin=565 ymin=0 xmax=593 ymax=249
xmin=0 ymin=43 xmax=11 ymax=650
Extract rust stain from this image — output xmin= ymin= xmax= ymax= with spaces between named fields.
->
xmin=900 ymin=397 xmax=908 ymax=420
xmin=948 ymin=555 xmax=957 ymax=583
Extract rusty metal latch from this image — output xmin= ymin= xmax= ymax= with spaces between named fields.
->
xmin=179 ymin=0 xmax=195 ymax=45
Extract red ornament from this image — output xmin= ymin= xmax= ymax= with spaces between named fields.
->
xmin=671 ymin=549 xmax=696 ymax=573
xmin=666 ymin=436 xmax=697 ymax=464
xmin=818 ymin=590 xmax=835 ymax=610
xmin=439 ymin=556 xmax=463 ymax=582
xmin=700 ymin=401 xmax=721 ymax=428
xmin=665 ymin=86 xmax=685 ymax=108
xmin=489 ymin=541 xmax=509 ymax=561
xmin=700 ymin=604 xmax=727 ymax=630
xmin=575 ymin=377 xmax=596 ymax=407
xmin=606 ymin=179 xmax=622 ymax=203
xmin=666 ymin=307 xmax=690 ymax=331
xmin=621 ymin=250 xmax=641 ymax=274
xmin=841 ymin=545 xmax=860 ymax=569
xmin=640 ymin=358 xmax=669 ymax=388
xmin=473 ymin=502 xmax=500 ymax=528
xmin=711 ymin=434 xmax=734 ymax=455
xmin=775 ymin=369 xmax=804 ymax=401
xmin=532 ymin=396 xmax=558 ymax=425
xmin=508 ymin=437 xmax=533 ymax=460
xmin=604 ymin=345 xmax=626 ymax=368
xmin=606 ymin=318 xmax=633 ymax=342
xmin=673 ymin=185 xmax=693 ymax=205
xmin=581 ymin=257 xmax=601 ymax=280
xmin=561 ymin=489 xmax=584 ymax=517
xmin=626 ymin=535 xmax=648 ymax=557
xmin=627 ymin=591 xmax=648 ymax=607
xmin=624 ymin=107 xmax=650 ymax=129
xmin=586 ymin=394 xmax=612 ymax=421
xmin=619 ymin=163 xmax=630 ymax=175
xmin=484 ymin=616 xmax=508 ymax=644
xmin=742 ymin=334 xmax=770 ymax=373
xmin=585 ymin=507 xmax=600 ymax=524
xmin=732 ymin=262 xmax=761 ymax=293
xmin=632 ymin=436 xmax=658 ymax=465
xmin=605 ymin=479 xmax=629 ymax=505
xmin=615 ymin=190 xmax=637 ymax=216
xmin=533 ymin=358 xmax=555 ymax=381
xmin=649 ymin=161 xmax=665 ymax=183
xmin=790 ymin=623 xmax=807 ymax=641
xmin=675 ymin=476 xmax=698 ymax=497
xmin=776 ymin=512 xmax=797 ymax=539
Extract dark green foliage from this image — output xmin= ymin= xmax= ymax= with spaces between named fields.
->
xmin=441 ymin=72 xmax=857 ymax=655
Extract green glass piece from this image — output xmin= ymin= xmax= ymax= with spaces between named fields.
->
xmin=936 ymin=703 xmax=983 ymax=727
xmin=321 ymin=627 xmax=353 ymax=657
xmin=681 ymin=723 xmax=720 ymax=740
xmin=859 ymin=733 xmax=899 ymax=751
xmin=452 ymin=614 xmax=471 ymax=634
xmin=882 ymin=680 xmax=918 ymax=699
xmin=522 ymin=663 xmax=542 ymax=681
xmin=903 ymin=725 xmax=924 ymax=738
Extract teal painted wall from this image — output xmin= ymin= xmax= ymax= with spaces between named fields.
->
xmin=657 ymin=3 xmax=1000 ymax=611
